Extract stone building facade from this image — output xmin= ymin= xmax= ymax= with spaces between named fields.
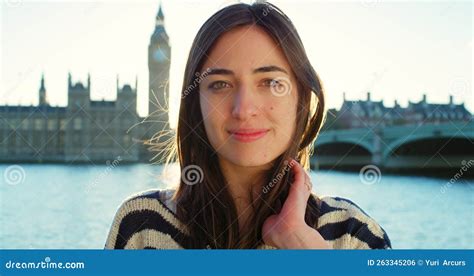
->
xmin=0 ymin=5 xmax=170 ymax=163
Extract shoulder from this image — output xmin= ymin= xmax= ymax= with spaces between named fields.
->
xmin=114 ymin=188 xmax=179 ymax=223
xmin=104 ymin=188 xmax=188 ymax=249
xmin=316 ymin=196 xmax=392 ymax=249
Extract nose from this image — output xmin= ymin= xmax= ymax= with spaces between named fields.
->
xmin=231 ymin=84 xmax=259 ymax=120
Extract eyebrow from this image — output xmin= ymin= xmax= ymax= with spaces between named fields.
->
xmin=205 ymin=65 xmax=288 ymax=76
xmin=253 ymin=65 xmax=288 ymax=74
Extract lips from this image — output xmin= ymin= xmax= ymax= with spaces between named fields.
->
xmin=227 ymin=128 xmax=270 ymax=143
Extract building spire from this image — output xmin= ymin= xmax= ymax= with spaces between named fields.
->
xmin=68 ymin=72 xmax=72 ymax=88
xmin=156 ymin=2 xmax=164 ymax=25
xmin=39 ymin=73 xmax=47 ymax=105
xmin=116 ymin=74 xmax=120 ymax=93
xmin=150 ymin=2 xmax=169 ymax=43
xmin=40 ymin=73 xmax=46 ymax=92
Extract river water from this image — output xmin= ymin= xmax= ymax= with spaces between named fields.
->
xmin=0 ymin=163 xmax=472 ymax=249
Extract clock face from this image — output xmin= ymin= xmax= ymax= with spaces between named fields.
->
xmin=153 ymin=48 xmax=169 ymax=62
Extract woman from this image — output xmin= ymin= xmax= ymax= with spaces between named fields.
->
xmin=105 ymin=2 xmax=391 ymax=249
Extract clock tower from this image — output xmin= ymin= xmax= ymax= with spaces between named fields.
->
xmin=144 ymin=3 xmax=171 ymax=162
xmin=148 ymin=3 xmax=170 ymax=122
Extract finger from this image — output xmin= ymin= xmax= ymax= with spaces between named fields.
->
xmin=304 ymin=174 xmax=313 ymax=191
xmin=281 ymin=159 xmax=312 ymax=220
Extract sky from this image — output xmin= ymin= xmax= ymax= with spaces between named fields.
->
xmin=1 ymin=0 xmax=472 ymax=128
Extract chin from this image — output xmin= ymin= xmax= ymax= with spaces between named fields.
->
xmin=224 ymin=151 xmax=274 ymax=168
xmin=233 ymin=159 xmax=266 ymax=167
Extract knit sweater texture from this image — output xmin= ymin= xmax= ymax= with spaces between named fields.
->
xmin=105 ymin=189 xmax=392 ymax=249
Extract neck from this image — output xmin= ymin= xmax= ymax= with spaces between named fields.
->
xmin=218 ymin=157 xmax=272 ymax=231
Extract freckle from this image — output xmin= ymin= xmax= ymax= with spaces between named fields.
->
xmin=270 ymin=106 xmax=274 ymax=110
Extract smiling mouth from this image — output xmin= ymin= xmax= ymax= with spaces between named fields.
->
xmin=227 ymin=129 xmax=269 ymax=143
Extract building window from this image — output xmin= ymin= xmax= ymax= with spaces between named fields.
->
xmin=123 ymin=134 xmax=130 ymax=146
xmin=35 ymin=119 xmax=43 ymax=130
xmin=48 ymin=120 xmax=56 ymax=131
xmin=73 ymin=118 xmax=82 ymax=130
xmin=60 ymin=119 xmax=66 ymax=130
xmin=73 ymin=134 xmax=81 ymax=144
xmin=58 ymin=133 xmax=65 ymax=149
xmin=11 ymin=119 xmax=20 ymax=129
xmin=21 ymin=119 xmax=29 ymax=130
xmin=8 ymin=134 xmax=16 ymax=150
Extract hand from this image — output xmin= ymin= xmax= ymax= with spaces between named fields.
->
xmin=262 ymin=159 xmax=331 ymax=249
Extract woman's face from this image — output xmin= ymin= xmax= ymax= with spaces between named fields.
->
xmin=199 ymin=25 xmax=298 ymax=167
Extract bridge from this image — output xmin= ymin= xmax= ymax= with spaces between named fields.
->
xmin=312 ymin=121 xmax=474 ymax=173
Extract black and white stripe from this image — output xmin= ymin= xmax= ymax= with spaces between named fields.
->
xmin=105 ymin=189 xmax=391 ymax=249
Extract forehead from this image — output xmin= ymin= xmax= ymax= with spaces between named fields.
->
xmin=202 ymin=25 xmax=291 ymax=72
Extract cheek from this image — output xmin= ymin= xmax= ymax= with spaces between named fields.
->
xmin=268 ymin=95 xmax=298 ymax=123
xmin=200 ymin=95 xmax=226 ymax=144
xmin=268 ymin=97 xmax=298 ymax=139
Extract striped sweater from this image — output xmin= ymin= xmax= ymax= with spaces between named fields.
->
xmin=105 ymin=189 xmax=392 ymax=249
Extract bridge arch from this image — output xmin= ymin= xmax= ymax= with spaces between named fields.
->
xmin=314 ymin=140 xmax=373 ymax=155
xmin=315 ymin=137 xmax=374 ymax=154
xmin=383 ymin=133 xmax=472 ymax=160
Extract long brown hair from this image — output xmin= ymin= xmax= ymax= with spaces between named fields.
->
xmin=168 ymin=2 xmax=326 ymax=248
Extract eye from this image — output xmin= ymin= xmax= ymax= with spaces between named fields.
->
xmin=208 ymin=81 xmax=232 ymax=91
xmin=262 ymin=78 xmax=283 ymax=88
